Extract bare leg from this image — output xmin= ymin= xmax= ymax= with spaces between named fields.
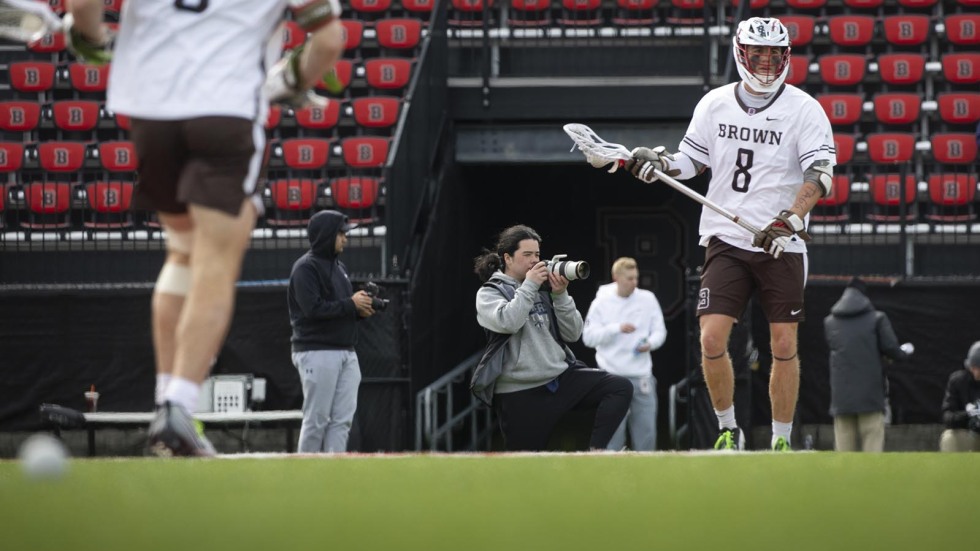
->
xmin=153 ymin=213 xmax=192 ymax=385
xmin=699 ymin=314 xmax=737 ymax=411
xmin=171 ymin=200 xmax=256 ymax=384
xmin=769 ymin=322 xmax=800 ymax=424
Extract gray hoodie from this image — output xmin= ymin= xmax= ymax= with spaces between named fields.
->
xmin=475 ymin=271 xmax=584 ymax=394
xmin=824 ymin=287 xmax=909 ymax=416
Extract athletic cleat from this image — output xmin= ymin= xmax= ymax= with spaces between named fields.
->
xmin=147 ymin=402 xmax=216 ymax=457
xmin=772 ymin=436 xmax=792 ymax=452
xmin=713 ymin=427 xmax=745 ymax=451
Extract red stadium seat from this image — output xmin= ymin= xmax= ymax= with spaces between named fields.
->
xmin=944 ymin=15 xmax=980 ymax=47
xmin=266 ymin=178 xmax=320 ymax=227
xmin=833 ymin=133 xmax=856 ymax=165
xmin=865 ymin=133 xmax=916 ymax=164
xmin=941 ymin=53 xmax=980 ymax=85
xmin=780 ymin=16 xmax=815 ymax=48
xmin=936 ymin=93 xmax=980 ymax=126
xmin=785 ymin=55 xmax=810 ymax=86
xmin=350 ymin=0 xmax=393 ymax=15
xmin=510 ymin=0 xmax=551 ymax=27
xmin=925 ymin=174 xmax=977 ymax=222
xmin=68 ymin=63 xmax=111 ymax=94
xmin=842 ymin=0 xmax=882 ymax=7
xmin=23 ymin=182 xmax=72 ymax=230
xmin=811 ymin=175 xmax=851 ymax=222
xmin=731 ymin=0 xmax=769 ymax=8
xmin=27 ymin=31 xmax=65 ymax=54
xmin=896 ymin=0 xmax=936 ymax=7
xmin=868 ymin=174 xmax=917 ymax=222
xmin=265 ymin=105 xmax=282 ymax=130
xmin=315 ymin=60 xmax=353 ymax=95
xmin=0 ymin=143 xmax=25 ymax=172
xmin=872 ymin=93 xmax=920 ymax=126
xmin=364 ymin=58 xmax=413 ymax=91
xmin=449 ymin=0 xmax=494 ymax=26
xmin=784 ymin=0 xmax=825 ymax=9
xmin=828 ymin=16 xmax=875 ymax=48
xmin=877 ymin=53 xmax=925 ymax=86
xmin=612 ymin=0 xmax=656 ymax=27
xmin=341 ymin=136 xmax=390 ymax=168
xmin=817 ymin=94 xmax=864 ymax=126
xmin=52 ymin=100 xmax=101 ymax=133
xmin=331 ymin=176 xmax=380 ymax=210
xmin=352 ymin=96 xmax=401 ymax=129
xmin=0 ymin=101 xmax=42 ymax=133
xmin=294 ymin=101 xmax=342 ymax=132
xmin=83 ymin=180 xmax=134 ymax=230
xmin=341 ymin=20 xmax=364 ymax=52
xmin=8 ymin=61 xmax=57 ymax=95
xmin=818 ymin=54 xmax=866 ymax=87
xmin=931 ymin=133 xmax=978 ymax=164
xmin=280 ymin=139 xmax=331 ymax=170
xmin=882 ymin=15 xmax=930 ymax=47
xmin=38 ymin=142 xmax=88 ymax=172
xmin=375 ymin=18 xmax=423 ymax=50
xmin=283 ymin=21 xmax=306 ymax=51
xmin=97 ymin=141 xmax=138 ymax=172
xmin=559 ymin=0 xmax=602 ymax=26
xmin=402 ymin=0 xmax=435 ymax=14
xmin=114 ymin=113 xmax=131 ymax=131
xmin=667 ymin=0 xmax=704 ymax=25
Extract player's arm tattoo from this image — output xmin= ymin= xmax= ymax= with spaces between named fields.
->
xmin=792 ymin=180 xmax=822 ymax=216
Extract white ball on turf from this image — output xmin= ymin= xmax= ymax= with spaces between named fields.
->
xmin=18 ymin=433 xmax=69 ymax=480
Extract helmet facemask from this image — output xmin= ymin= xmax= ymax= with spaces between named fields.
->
xmin=733 ymin=17 xmax=792 ymax=94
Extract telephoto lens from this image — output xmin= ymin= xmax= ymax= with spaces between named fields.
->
xmin=546 ymin=254 xmax=590 ymax=280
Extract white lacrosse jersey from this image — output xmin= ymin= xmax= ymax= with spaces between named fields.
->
xmin=107 ymin=0 xmax=288 ymax=121
xmin=677 ymin=82 xmax=836 ymax=254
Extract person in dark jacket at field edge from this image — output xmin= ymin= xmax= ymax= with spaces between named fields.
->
xmin=823 ymin=277 xmax=913 ymax=452
xmin=288 ymin=210 xmax=375 ymax=453
xmin=939 ymin=341 xmax=980 ymax=452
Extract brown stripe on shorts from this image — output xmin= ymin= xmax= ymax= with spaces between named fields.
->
xmin=697 ymin=237 xmax=806 ymax=323
xmin=130 ymin=117 xmax=259 ymax=216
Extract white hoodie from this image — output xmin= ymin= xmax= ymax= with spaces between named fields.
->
xmin=583 ymin=283 xmax=667 ymax=378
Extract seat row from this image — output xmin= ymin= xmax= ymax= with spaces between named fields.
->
xmin=787 ymin=52 xmax=979 ymax=89
xmin=814 ymin=171 xmax=979 ymax=224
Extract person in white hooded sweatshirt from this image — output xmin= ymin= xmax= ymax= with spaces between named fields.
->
xmin=583 ymin=257 xmax=668 ymax=450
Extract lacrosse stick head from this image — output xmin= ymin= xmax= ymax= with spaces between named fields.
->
xmin=0 ymin=0 xmax=63 ymax=44
xmin=563 ymin=123 xmax=633 ymax=173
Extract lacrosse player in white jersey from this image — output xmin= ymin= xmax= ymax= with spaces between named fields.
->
xmin=65 ymin=0 xmax=344 ymax=456
xmin=623 ymin=17 xmax=836 ymax=451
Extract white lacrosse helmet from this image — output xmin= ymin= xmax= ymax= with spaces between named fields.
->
xmin=732 ymin=17 xmax=791 ymax=94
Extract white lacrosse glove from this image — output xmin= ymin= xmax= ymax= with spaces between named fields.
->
xmin=752 ymin=210 xmax=812 ymax=259
xmin=625 ymin=146 xmax=675 ymax=184
xmin=900 ymin=342 xmax=915 ymax=355
xmin=63 ymin=14 xmax=112 ymax=66
xmin=263 ymin=43 xmax=328 ymax=109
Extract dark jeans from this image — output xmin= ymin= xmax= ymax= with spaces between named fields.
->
xmin=493 ymin=367 xmax=633 ymax=451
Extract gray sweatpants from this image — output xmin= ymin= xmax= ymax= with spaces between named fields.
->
xmin=292 ymin=349 xmax=361 ymax=453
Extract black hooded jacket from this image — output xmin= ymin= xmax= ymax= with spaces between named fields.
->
xmin=287 ymin=211 xmax=357 ymax=351
xmin=823 ymin=287 xmax=909 ymax=416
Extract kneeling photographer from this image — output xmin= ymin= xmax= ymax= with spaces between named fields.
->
xmin=472 ymin=224 xmax=632 ymax=451
xmin=939 ymin=341 xmax=980 ymax=452
xmin=288 ymin=210 xmax=375 ymax=453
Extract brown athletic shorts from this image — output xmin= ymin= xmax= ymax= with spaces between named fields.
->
xmin=129 ymin=117 xmax=262 ymax=216
xmin=697 ymin=237 xmax=807 ymax=323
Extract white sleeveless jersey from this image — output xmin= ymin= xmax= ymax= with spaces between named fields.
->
xmin=107 ymin=0 xmax=287 ymax=121
xmin=677 ymin=83 xmax=836 ymax=254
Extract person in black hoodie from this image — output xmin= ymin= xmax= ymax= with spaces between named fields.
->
xmin=824 ymin=277 xmax=913 ymax=452
xmin=288 ymin=210 xmax=375 ymax=453
xmin=939 ymin=341 xmax=980 ymax=452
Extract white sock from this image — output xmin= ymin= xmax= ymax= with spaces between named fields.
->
xmin=772 ymin=420 xmax=793 ymax=446
xmin=155 ymin=374 xmax=172 ymax=406
xmin=163 ymin=377 xmax=201 ymax=413
xmin=715 ymin=406 xmax=737 ymax=430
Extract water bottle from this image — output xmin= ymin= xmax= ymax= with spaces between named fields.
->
xmin=633 ymin=337 xmax=648 ymax=355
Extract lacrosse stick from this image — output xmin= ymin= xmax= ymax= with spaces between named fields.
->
xmin=0 ymin=0 xmax=63 ymax=44
xmin=563 ymin=123 xmax=763 ymax=238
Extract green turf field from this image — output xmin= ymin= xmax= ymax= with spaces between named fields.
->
xmin=1 ymin=452 xmax=975 ymax=551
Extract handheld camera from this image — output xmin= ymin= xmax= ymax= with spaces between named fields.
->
xmin=545 ymin=254 xmax=590 ymax=281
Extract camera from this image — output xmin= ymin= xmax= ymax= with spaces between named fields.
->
xmin=364 ymin=282 xmax=389 ymax=311
xmin=545 ymin=254 xmax=590 ymax=281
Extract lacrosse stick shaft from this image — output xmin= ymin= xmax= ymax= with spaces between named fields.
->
xmin=652 ymin=168 xmax=763 ymax=237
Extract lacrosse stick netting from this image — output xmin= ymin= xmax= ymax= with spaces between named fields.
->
xmin=562 ymin=123 xmax=763 ymax=238
xmin=0 ymin=0 xmax=63 ymax=44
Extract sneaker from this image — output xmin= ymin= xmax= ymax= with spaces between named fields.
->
xmin=713 ymin=427 xmax=745 ymax=451
xmin=772 ymin=436 xmax=792 ymax=452
xmin=147 ymin=402 xmax=217 ymax=457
